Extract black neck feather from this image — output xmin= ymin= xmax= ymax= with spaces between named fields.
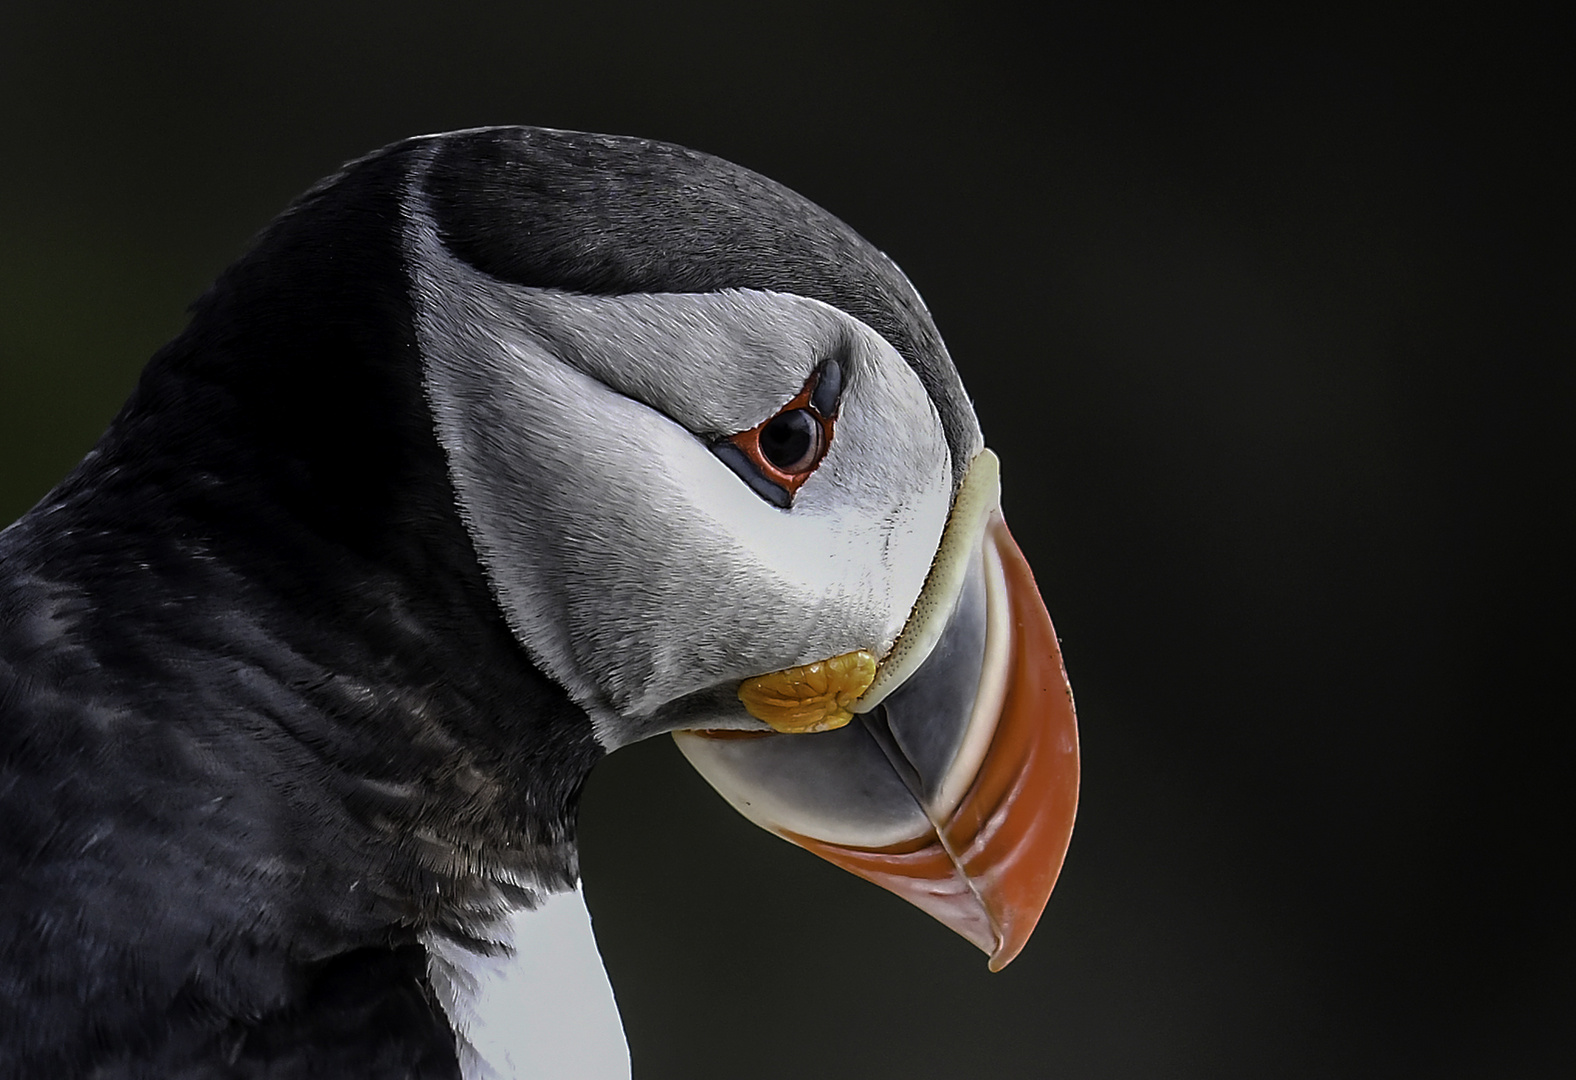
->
xmin=0 ymin=140 xmax=598 ymax=1076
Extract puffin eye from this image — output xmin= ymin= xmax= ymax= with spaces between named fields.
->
xmin=758 ymin=409 xmax=823 ymax=474
xmin=711 ymin=359 xmax=843 ymax=509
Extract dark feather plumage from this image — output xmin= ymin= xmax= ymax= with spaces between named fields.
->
xmin=1 ymin=127 xmax=966 ymax=1075
xmin=0 ymin=139 xmax=595 ymax=1076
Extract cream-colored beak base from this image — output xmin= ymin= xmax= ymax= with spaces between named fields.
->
xmin=857 ymin=449 xmax=1003 ymax=712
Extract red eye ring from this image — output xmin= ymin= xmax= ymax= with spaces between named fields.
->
xmin=724 ymin=370 xmax=837 ymax=498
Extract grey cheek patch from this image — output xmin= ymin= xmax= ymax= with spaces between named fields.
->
xmin=506 ymin=287 xmax=849 ymax=437
xmin=405 ymin=205 xmax=952 ymax=750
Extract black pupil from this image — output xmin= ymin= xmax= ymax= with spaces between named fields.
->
xmin=759 ymin=409 xmax=819 ymax=471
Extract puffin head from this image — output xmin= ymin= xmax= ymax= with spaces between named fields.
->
xmin=403 ymin=127 xmax=1079 ymax=969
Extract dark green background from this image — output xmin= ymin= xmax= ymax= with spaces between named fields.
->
xmin=1 ymin=3 xmax=1567 ymax=1076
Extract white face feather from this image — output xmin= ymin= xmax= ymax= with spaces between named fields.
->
xmin=407 ymin=214 xmax=952 ymax=748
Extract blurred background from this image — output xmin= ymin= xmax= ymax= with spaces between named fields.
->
xmin=0 ymin=3 xmax=1567 ymax=1076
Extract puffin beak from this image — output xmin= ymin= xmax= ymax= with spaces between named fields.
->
xmin=674 ymin=451 xmax=1079 ymax=970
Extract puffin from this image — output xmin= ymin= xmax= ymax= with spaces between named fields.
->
xmin=0 ymin=127 xmax=1079 ymax=1078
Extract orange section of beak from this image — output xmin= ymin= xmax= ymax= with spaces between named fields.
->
xmin=786 ymin=518 xmax=1079 ymax=970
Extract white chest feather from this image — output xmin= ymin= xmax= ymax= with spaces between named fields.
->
xmin=422 ymin=887 xmax=631 ymax=1080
